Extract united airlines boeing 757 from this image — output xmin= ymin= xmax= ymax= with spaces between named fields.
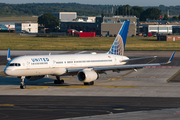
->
xmin=4 ymin=21 xmax=175 ymax=89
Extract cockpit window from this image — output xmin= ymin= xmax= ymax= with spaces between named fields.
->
xmin=9 ymin=63 xmax=21 ymax=67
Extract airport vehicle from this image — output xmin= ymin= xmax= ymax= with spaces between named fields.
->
xmin=4 ymin=21 xmax=175 ymax=89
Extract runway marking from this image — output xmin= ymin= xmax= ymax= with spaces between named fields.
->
xmin=25 ymin=87 xmax=49 ymax=89
xmin=105 ymin=86 xmax=136 ymax=88
xmin=121 ymin=70 xmax=134 ymax=77
xmin=151 ymin=77 xmax=156 ymax=78
xmin=167 ymin=70 xmax=180 ymax=82
xmin=58 ymin=78 xmax=70 ymax=80
xmin=108 ymin=78 xmax=122 ymax=81
xmin=58 ymin=86 xmax=91 ymax=89
xmin=0 ymin=104 xmax=14 ymax=106
xmin=113 ymin=108 xmax=125 ymax=110
xmin=146 ymin=57 xmax=156 ymax=64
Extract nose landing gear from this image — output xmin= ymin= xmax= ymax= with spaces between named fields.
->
xmin=20 ymin=76 xmax=26 ymax=89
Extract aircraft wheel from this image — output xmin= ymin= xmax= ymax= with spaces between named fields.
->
xmin=84 ymin=82 xmax=90 ymax=85
xmin=20 ymin=84 xmax=26 ymax=89
xmin=60 ymin=80 xmax=64 ymax=84
xmin=54 ymin=80 xmax=64 ymax=84
xmin=84 ymin=82 xmax=88 ymax=85
xmin=54 ymin=80 xmax=58 ymax=84
xmin=90 ymin=81 xmax=94 ymax=85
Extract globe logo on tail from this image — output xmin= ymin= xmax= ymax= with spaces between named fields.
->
xmin=108 ymin=34 xmax=124 ymax=55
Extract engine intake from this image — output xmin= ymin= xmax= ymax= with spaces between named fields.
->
xmin=77 ymin=69 xmax=99 ymax=82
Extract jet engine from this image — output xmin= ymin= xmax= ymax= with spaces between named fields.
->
xmin=25 ymin=75 xmax=45 ymax=81
xmin=77 ymin=69 xmax=99 ymax=82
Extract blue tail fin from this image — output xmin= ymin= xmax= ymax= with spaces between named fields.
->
xmin=108 ymin=21 xmax=130 ymax=56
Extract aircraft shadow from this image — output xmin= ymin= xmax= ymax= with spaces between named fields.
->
xmin=0 ymin=76 xmax=76 ymax=86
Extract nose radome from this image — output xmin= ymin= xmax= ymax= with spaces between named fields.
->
xmin=4 ymin=67 xmax=11 ymax=76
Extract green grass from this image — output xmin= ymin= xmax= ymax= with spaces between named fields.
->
xmin=0 ymin=33 xmax=179 ymax=51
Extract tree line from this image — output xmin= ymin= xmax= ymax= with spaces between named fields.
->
xmin=0 ymin=3 xmax=116 ymax=16
xmin=116 ymin=5 xmax=180 ymax=21
xmin=0 ymin=3 xmax=180 ymax=21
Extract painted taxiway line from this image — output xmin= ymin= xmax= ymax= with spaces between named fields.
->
xmin=0 ymin=104 xmax=14 ymax=106
xmin=167 ymin=70 xmax=180 ymax=82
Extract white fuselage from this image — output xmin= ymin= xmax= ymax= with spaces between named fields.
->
xmin=4 ymin=53 xmax=129 ymax=77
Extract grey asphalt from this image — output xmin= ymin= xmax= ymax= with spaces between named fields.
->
xmin=0 ymin=50 xmax=180 ymax=120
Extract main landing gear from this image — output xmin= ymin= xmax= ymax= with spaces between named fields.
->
xmin=54 ymin=76 xmax=64 ymax=84
xmin=84 ymin=81 xmax=94 ymax=85
xmin=20 ymin=76 xmax=26 ymax=89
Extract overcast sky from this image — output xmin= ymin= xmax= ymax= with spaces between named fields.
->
xmin=1 ymin=0 xmax=180 ymax=6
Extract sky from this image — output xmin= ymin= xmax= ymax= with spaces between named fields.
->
xmin=1 ymin=0 xmax=180 ymax=6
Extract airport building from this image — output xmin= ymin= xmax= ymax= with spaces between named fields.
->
xmin=101 ymin=16 xmax=137 ymax=37
xmin=60 ymin=17 xmax=102 ymax=35
xmin=157 ymin=35 xmax=180 ymax=41
xmin=60 ymin=15 xmax=136 ymax=36
xmin=140 ymin=24 xmax=179 ymax=34
xmin=139 ymin=21 xmax=180 ymax=36
xmin=172 ymin=26 xmax=180 ymax=34
xmin=52 ymin=12 xmax=77 ymax=22
xmin=15 ymin=23 xmax=38 ymax=33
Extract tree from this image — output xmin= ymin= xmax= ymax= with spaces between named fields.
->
xmin=140 ymin=7 xmax=162 ymax=21
xmin=130 ymin=6 xmax=144 ymax=18
xmin=163 ymin=13 xmax=169 ymax=20
xmin=115 ymin=5 xmax=131 ymax=16
xmin=172 ymin=16 xmax=179 ymax=21
xmin=38 ymin=13 xmax=60 ymax=28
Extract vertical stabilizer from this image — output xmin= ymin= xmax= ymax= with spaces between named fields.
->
xmin=108 ymin=21 xmax=130 ymax=56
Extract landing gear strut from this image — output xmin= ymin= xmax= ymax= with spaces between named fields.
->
xmin=54 ymin=76 xmax=64 ymax=84
xmin=20 ymin=76 xmax=26 ymax=89
xmin=84 ymin=81 xmax=94 ymax=85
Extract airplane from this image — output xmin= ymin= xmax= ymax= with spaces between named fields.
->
xmin=4 ymin=21 xmax=175 ymax=89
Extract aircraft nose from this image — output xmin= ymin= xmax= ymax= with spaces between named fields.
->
xmin=4 ymin=67 xmax=11 ymax=76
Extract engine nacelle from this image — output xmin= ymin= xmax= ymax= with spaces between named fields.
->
xmin=77 ymin=69 xmax=99 ymax=83
xmin=25 ymin=75 xmax=45 ymax=81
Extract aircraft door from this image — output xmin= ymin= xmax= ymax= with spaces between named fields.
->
xmin=25 ymin=59 xmax=30 ymax=69
xmin=52 ymin=60 xmax=56 ymax=68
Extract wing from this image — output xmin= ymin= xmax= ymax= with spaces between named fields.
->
xmin=121 ymin=56 xmax=157 ymax=62
xmin=67 ymin=51 xmax=175 ymax=74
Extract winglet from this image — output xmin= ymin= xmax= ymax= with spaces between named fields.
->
xmin=7 ymin=48 xmax=11 ymax=61
xmin=167 ymin=51 xmax=176 ymax=64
